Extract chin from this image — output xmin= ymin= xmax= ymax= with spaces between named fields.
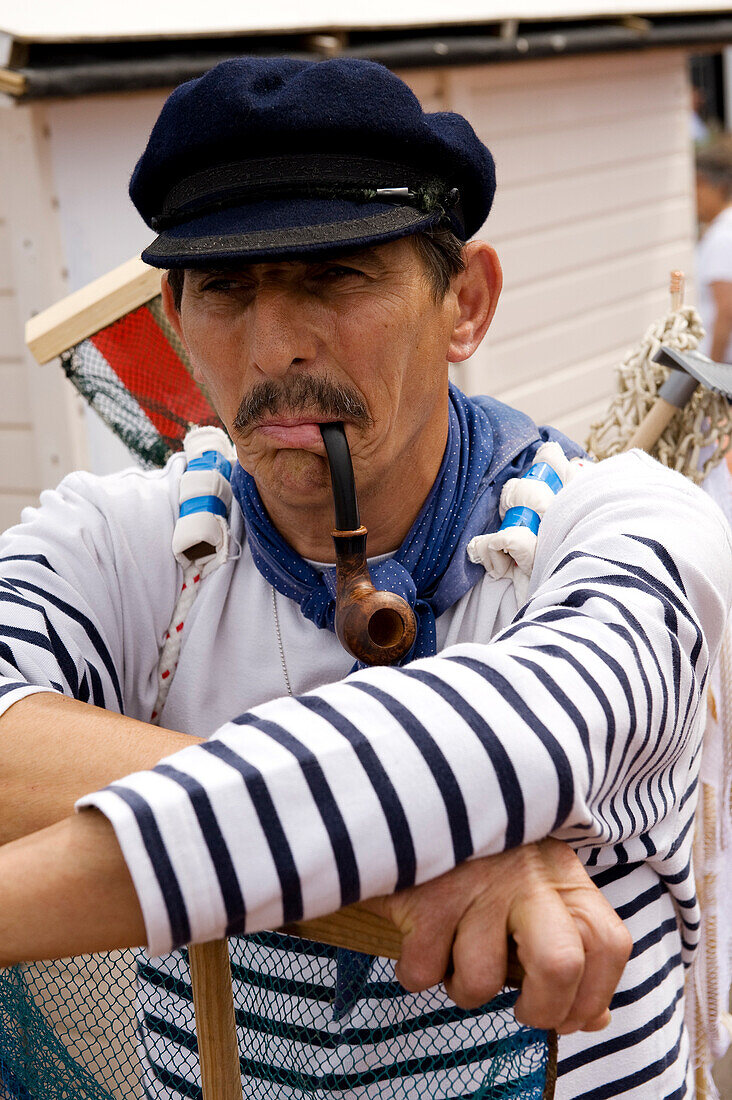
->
xmin=272 ymin=449 xmax=332 ymax=502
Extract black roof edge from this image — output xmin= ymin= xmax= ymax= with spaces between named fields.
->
xmin=6 ymin=14 xmax=732 ymax=100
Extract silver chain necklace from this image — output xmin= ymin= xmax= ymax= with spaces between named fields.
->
xmin=271 ymin=586 xmax=294 ymax=697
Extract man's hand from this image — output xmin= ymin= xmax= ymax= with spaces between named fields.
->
xmin=361 ymin=839 xmax=632 ymax=1035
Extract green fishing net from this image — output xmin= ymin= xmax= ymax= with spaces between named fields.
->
xmin=0 ymin=933 xmax=553 ymax=1099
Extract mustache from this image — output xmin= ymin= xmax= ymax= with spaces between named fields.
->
xmin=233 ymin=375 xmax=373 ymax=434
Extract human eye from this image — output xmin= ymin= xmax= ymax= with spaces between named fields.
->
xmin=196 ymin=273 xmax=255 ymax=296
xmin=310 ymin=263 xmax=369 ymax=284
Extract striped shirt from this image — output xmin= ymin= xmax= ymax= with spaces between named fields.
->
xmin=1 ymin=448 xmax=730 ymax=1097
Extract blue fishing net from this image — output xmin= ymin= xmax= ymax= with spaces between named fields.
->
xmin=0 ymin=932 xmax=554 ymax=1100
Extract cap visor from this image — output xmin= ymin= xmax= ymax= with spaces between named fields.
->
xmin=142 ymin=196 xmax=439 ymax=267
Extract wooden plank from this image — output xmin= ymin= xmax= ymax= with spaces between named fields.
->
xmin=473 ymin=287 xmax=674 ymax=395
xmin=450 ymin=55 xmax=686 ymax=139
xmin=3 ymin=2 xmax=729 ymax=42
xmin=25 ymin=255 xmax=161 ymax=364
xmin=398 ymin=68 xmax=448 ymax=113
xmin=451 ymin=47 xmax=684 ymax=95
xmin=488 ymin=238 xmax=692 ymax=344
xmin=0 ymin=104 xmax=90 ymax=484
xmin=481 ymin=105 xmax=688 ymax=188
xmin=497 ymin=197 xmax=693 ymax=291
xmin=496 ymin=347 xmax=627 ymax=424
xmin=488 ymin=152 xmax=692 ymax=243
xmin=288 ymin=905 xmax=403 ymax=959
xmin=0 ymin=68 xmax=26 ymax=96
xmin=551 ymin=395 xmax=616 ymax=447
xmin=188 ymin=941 xmax=243 ymax=1100
xmin=0 ymin=427 xmax=39 ymax=491
xmin=0 ymin=219 xmax=13 ymax=292
xmin=0 ymin=362 xmax=31 ymax=423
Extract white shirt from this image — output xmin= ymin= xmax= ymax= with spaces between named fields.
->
xmin=696 ymin=205 xmax=732 ymax=364
xmin=1 ymin=448 xmax=730 ymax=1098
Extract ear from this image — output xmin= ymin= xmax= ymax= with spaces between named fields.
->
xmin=447 ymin=242 xmax=503 ymax=363
xmin=160 ymin=272 xmax=188 ymax=349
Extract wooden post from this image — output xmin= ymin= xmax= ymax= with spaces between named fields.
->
xmin=188 ymin=941 xmax=242 ymax=1100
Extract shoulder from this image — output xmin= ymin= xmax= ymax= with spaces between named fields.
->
xmin=543 ymin=449 xmax=731 ymax=535
xmin=6 ymin=455 xmax=187 ymax=578
xmin=698 ymin=211 xmax=732 ymax=274
xmin=535 ymin=450 xmax=732 ymax=613
xmin=23 ymin=454 xmax=185 ymax=535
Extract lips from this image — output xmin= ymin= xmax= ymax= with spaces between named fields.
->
xmin=255 ymin=418 xmax=338 ymax=449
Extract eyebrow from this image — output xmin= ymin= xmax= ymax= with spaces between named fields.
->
xmin=325 ymin=247 xmax=388 ymax=270
xmin=188 ymin=248 xmax=389 ymax=281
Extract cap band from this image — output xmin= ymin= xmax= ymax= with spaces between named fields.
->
xmin=151 ymin=153 xmax=464 ymax=235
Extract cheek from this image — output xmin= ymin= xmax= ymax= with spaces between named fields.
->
xmin=182 ymin=323 xmax=247 ymax=420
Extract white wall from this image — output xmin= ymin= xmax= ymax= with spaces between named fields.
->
xmin=43 ymin=91 xmax=167 ymax=474
xmin=445 ymin=50 xmax=696 ymax=442
xmin=0 ymin=101 xmax=88 ymax=529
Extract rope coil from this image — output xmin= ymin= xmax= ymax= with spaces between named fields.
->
xmin=586 ymin=302 xmax=729 ymax=484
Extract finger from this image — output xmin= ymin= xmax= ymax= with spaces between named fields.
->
xmin=575 ymin=1008 xmax=611 ymax=1034
xmin=509 ymin=888 xmax=585 ymax=1031
xmin=535 ymin=838 xmax=632 ymax=1032
xmin=443 ymin=896 xmax=507 ymax=1009
xmin=555 ymin=903 xmax=632 ymax=1034
xmin=394 ymin=912 xmax=455 ymax=993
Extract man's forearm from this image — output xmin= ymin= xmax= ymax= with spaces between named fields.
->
xmin=709 ymin=281 xmax=732 ymax=362
xmin=0 ymin=693 xmax=201 ymax=845
xmin=0 ymin=811 xmax=629 ymax=1038
xmin=0 ymin=811 xmax=146 ymax=966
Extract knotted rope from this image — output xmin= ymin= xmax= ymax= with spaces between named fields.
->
xmin=585 ymin=293 xmax=729 ymax=483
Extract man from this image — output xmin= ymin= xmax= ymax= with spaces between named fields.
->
xmin=696 ymin=137 xmax=732 ymax=365
xmin=0 ymin=57 xmax=730 ymax=1098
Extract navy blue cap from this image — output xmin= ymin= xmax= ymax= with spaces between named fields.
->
xmin=130 ymin=57 xmax=496 ymax=267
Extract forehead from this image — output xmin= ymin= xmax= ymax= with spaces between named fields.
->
xmin=182 ymin=239 xmax=420 ymax=281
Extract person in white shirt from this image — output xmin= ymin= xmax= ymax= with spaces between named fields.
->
xmin=0 ymin=56 xmax=730 ymax=1099
xmin=696 ymin=137 xmax=732 ymax=364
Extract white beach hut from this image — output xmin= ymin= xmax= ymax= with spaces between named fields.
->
xmin=0 ymin=1 xmax=731 ymax=526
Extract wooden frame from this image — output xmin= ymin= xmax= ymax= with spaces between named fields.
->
xmin=25 ymin=254 xmax=161 ymax=364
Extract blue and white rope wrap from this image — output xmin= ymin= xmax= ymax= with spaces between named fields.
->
xmin=498 ymin=460 xmax=564 ymax=539
xmin=171 ymin=430 xmax=236 ymax=571
xmin=468 ymin=442 xmax=589 ymax=606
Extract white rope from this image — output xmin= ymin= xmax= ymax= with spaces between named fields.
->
xmin=151 ymin=561 xmax=203 ymax=724
xmin=585 ymin=305 xmax=730 ymax=484
xmin=467 ymin=441 xmax=590 ymax=606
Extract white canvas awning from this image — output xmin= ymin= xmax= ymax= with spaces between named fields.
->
xmin=1 ymin=0 xmax=732 ymax=42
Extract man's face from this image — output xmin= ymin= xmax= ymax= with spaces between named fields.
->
xmin=164 ymin=238 xmax=461 ymax=514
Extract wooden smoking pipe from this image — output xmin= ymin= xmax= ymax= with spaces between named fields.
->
xmin=319 ymin=422 xmax=417 ymax=665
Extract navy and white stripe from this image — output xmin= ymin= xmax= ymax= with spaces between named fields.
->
xmin=0 ymin=449 xmax=729 ymax=1097
xmin=94 ymin=503 xmax=720 ymax=959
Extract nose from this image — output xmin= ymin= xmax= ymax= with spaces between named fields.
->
xmin=248 ymin=285 xmax=319 ymax=379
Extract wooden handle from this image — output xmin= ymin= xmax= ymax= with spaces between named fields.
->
xmin=669 ymin=269 xmax=685 ymax=312
xmin=188 ymin=940 xmax=242 ymax=1100
xmin=627 ymin=397 xmax=679 ymax=452
xmin=287 ymin=903 xmax=525 ymax=988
